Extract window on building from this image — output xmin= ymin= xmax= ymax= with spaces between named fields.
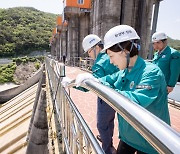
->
xmin=78 ymin=0 xmax=84 ymax=4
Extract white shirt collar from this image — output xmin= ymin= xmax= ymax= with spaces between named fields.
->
xmin=158 ymin=45 xmax=167 ymax=55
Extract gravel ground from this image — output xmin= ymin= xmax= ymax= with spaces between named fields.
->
xmin=13 ymin=62 xmax=37 ymax=84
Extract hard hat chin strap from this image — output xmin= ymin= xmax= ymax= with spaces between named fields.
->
xmin=117 ymin=41 xmax=134 ymax=69
xmin=127 ymin=40 xmax=134 ymax=69
xmin=93 ymin=47 xmax=97 ymax=60
xmin=117 ymin=43 xmax=124 ymax=51
xmin=126 ymin=53 xmax=130 ymax=69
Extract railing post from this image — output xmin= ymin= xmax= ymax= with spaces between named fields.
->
xmin=61 ymin=88 xmax=66 ymax=152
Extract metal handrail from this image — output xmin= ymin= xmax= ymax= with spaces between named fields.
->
xmin=69 ymin=56 xmax=93 ymax=70
xmin=69 ymin=56 xmax=180 ymax=108
xmin=63 ymin=88 xmax=105 ymax=154
xmin=45 ymin=57 xmax=104 ymax=154
xmin=46 ymin=57 xmax=180 ymax=153
xmin=67 ymin=79 xmax=180 ymax=154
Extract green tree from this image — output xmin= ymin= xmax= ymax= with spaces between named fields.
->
xmin=0 ymin=7 xmax=57 ymax=57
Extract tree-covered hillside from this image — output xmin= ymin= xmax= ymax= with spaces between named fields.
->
xmin=168 ymin=37 xmax=180 ymax=51
xmin=0 ymin=7 xmax=57 ymax=57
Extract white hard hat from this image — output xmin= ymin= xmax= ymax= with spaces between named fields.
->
xmin=102 ymin=25 xmax=140 ymax=52
xmin=152 ymin=32 xmax=167 ymax=42
xmin=82 ymin=34 xmax=101 ymax=53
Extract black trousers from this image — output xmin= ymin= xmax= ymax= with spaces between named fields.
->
xmin=117 ymin=140 xmax=146 ymax=154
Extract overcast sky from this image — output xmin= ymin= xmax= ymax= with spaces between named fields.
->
xmin=156 ymin=0 xmax=180 ymax=40
xmin=0 ymin=0 xmax=63 ymax=14
xmin=0 ymin=0 xmax=180 ymax=40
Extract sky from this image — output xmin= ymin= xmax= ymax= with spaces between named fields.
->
xmin=0 ymin=0 xmax=180 ymax=40
xmin=156 ymin=0 xmax=180 ymax=40
xmin=0 ymin=0 xmax=64 ymax=14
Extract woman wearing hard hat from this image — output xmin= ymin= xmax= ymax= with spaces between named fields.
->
xmin=75 ymin=25 xmax=170 ymax=153
xmin=152 ymin=32 xmax=180 ymax=93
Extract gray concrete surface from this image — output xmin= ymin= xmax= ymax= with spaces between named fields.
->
xmin=168 ymin=82 xmax=180 ymax=102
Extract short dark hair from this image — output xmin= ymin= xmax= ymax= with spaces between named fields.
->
xmin=161 ymin=39 xmax=167 ymax=43
xmin=97 ymin=42 xmax=104 ymax=49
xmin=92 ymin=41 xmax=104 ymax=49
xmin=108 ymin=41 xmax=138 ymax=57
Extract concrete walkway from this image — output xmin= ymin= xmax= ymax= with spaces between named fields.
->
xmin=65 ymin=66 xmax=180 ymax=149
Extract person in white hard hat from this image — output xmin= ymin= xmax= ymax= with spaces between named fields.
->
xmin=75 ymin=25 xmax=170 ymax=153
xmin=63 ymin=34 xmax=118 ymax=154
xmin=83 ymin=34 xmax=119 ymax=154
xmin=152 ymin=32 xmax=180 ymax=93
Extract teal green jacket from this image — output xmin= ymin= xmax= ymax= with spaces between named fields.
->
xmin=152 ymin=46 xmax=180 ymax=87
xmin=99 ymin=56 xmax=170 ymax=153
xmin=92 ymin=52 xmax=118 ymax=78
xmin=76 ymin=52 xmax=118 ymax=91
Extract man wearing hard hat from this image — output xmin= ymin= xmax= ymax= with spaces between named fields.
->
xmin=152 ymin=32 xmax=180 ymax=93
xmin=63 ymin=34 xmax=118 ymax=154
xmin=81 ymin=34 xmax=118 ymax=154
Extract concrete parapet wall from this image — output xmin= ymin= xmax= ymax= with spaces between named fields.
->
xmin=26 ymin=89 xmax=49 ymax=154
xmin=0 ymin=65 xmax=44 ymax=104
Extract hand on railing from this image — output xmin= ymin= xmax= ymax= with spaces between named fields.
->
xmin=61 ymin=77 xmax=73 ymax=87
xmin=75 ymin=73 xmax=99 ymax=87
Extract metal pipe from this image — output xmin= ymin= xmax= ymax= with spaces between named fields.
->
xmin=75 ymin=80 xmax=180 ymax=153
xmin=63 ymin=88 xmax=105 ymax=154
xmin=46 ymin=57 xmax=180 ymax=153
xmin=45 ymin=57 xmax=104 ymax=153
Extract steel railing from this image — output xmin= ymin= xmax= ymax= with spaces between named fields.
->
xmin=45 ymin=57 xmax=104 ymax=154
xmin=69 ymin=57 xmax=93 ymax=71
xmin=45 ymin=57 xmax=180 ymax=154
xmin=71 ymin=57 xmax=180 ymax=108
xmin=76 ymin=80 xmax=180 ymax=154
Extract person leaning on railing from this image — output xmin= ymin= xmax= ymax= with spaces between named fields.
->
xmin=62 ymin=34 xmax=119 ymax=154
xmin=75 ymin=25 xmax=170 ymax=154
